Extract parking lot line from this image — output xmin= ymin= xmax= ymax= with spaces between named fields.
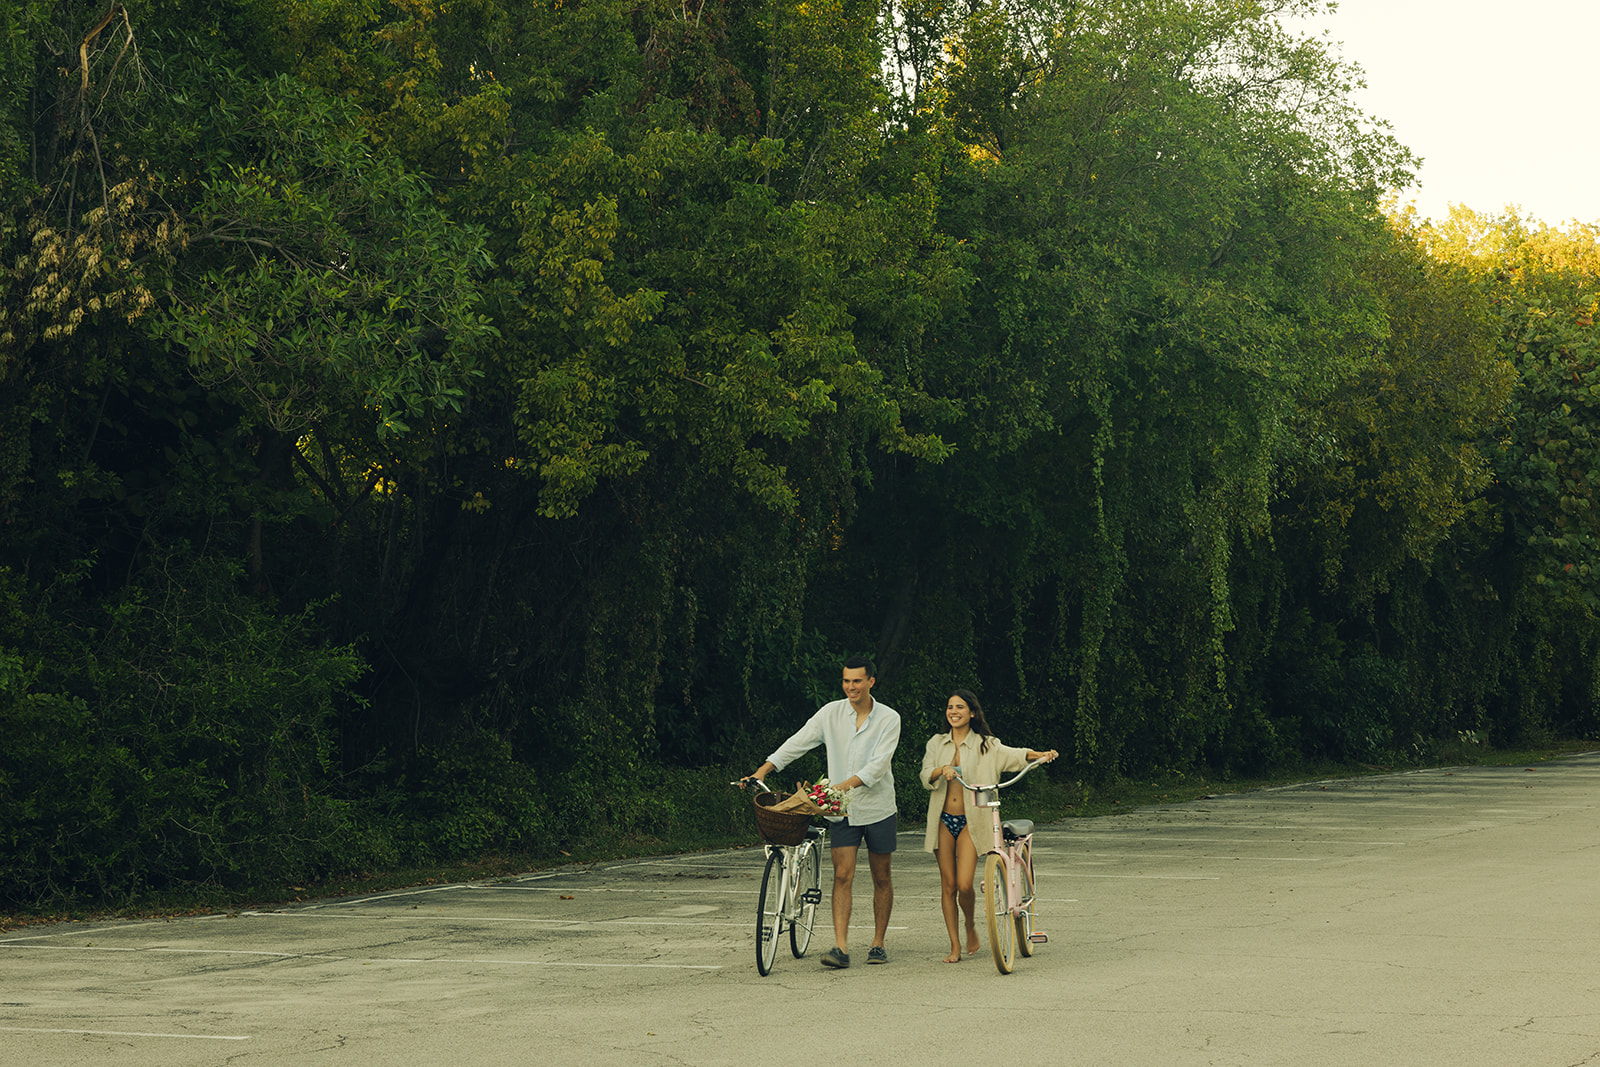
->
xmin=0 ymin=1026 xmax=251 ymax=1041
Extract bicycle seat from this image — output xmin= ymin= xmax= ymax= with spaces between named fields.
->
xmin=1001 ymin=819 xmax=1034 ymax=840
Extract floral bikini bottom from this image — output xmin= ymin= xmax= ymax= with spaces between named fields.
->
xmin=940 ymin=812 xmax=968 ymax=839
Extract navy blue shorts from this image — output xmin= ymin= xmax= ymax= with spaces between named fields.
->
xmin=828 ymin=813 xmax=898 ymax=854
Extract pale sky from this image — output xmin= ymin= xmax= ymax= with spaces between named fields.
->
xmin=1291 ymin=0 xmax=1599 ymax=226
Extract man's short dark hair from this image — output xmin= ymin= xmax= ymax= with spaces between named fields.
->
xmin=842 ymin=655 xmax=876 ymax=679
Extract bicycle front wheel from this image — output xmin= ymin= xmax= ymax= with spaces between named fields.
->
xmin=790 ymin=841 xmax=821 ymax=958
xmin=756 ymin=849 xmax=785 ymax=976
xmin=1015 ymin=841 xmax=1036 ymax=957
xmin=985 ymin=852 xmax=1016 ymax=974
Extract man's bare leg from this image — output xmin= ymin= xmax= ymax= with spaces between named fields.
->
xmin=830 ymin=845 xmax=858 ymax=952
xmin=868 ymin=850 xmax=893 ymax=948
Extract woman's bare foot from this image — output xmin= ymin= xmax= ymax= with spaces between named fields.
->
xmin=942 ymin=950 xmax=962 ymax=963
xmin=965 ymin=930 xmax=981 ymax=955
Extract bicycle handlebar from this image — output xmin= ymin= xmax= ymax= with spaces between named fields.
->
xmin=952 ymin=753 xmax=1054 ymax=793
xmin=731 ymin=777 xmax=775 ymax=794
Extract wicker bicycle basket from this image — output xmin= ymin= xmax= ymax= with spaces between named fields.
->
xmin=753 ymin=791 xmax=812 ymax=846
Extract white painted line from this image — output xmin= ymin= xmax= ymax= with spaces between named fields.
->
xmin=0 ymin=943 xmax=138 ymax=952
xmin=0 ymin=1026 xmax=250 ymax=1041
xmin=577 ymin=920 xmax=755 ymax=928
xmin=0 ymin=942 xmax=722 ymax=969
xmin=1060 ymin=852 xmax=1322 ymax=861
xmin=608 ymin=862 xmax=766 ymax=873
xmin=410 ymin=958 xmax=723 ymax=970
xmin=237 ymin=912 xmax=910 ymax=931
xmin=149 ymin=948 xmax=349 ymax=959
xmin=480 ymin=885 xmax=761 ymax=897
xmin=0 ymin=920 xmax=171 ymax=944
xmin=516 ymin=871 xmax=585 ymax=882
xmin=1056 ymin=833 xmax=1408 ymax=845
xmin=232 ymin=909 xmax=745 ymax=927
xmin=1059 ymin=873 xmax=1222 ymax=880
xmin=267 ymin=916 xmax=754 ymax=929
xmin=572 ymin=919 xmax=906 ymax=931
xmin=2 ymin=944 xmax=349 ymax=960
xmin=300 ymin=883 xmax=477 ymax=908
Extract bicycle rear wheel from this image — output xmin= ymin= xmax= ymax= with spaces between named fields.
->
xmin=985 ymin=852 xmax=1015 ymax=974
xmin=789 ymin=841 xmax=821 ymax=958
xmin=756 ymin=849 xmax=785 ymax=976
xmin=1015 ymin=841 xmax=1036 ymax=957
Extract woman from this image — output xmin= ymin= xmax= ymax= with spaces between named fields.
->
xmin=921 ymin=689 xmax=1056 ymax=963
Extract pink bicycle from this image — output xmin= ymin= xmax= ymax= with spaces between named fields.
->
xmin=955 ymin=758 xmax=1051 ymax=973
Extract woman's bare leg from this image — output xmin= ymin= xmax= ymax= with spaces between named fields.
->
xmin=956 ymin=829 xmax=980 ymax=954
xmin=935 ymin=836 xmax=962 ymax=962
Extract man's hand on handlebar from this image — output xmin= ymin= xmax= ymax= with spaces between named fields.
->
xmin=736 ymin=762 xmax=775 ymax=789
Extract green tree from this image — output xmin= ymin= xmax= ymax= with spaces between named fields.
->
xmin=873 ymin=0 xmax=1418 ymax=773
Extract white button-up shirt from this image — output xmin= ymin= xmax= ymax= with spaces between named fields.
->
xmin=766 ymin=697 xmax=901 ymax=825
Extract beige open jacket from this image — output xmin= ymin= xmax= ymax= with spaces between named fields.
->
xmin=919 ymin=731 xmax=1031 ymax=854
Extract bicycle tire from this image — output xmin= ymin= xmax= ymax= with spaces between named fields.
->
xmin=985 ymin=852 xmax=1015 ymax=974
xmin=756 ymin=848 xmax=784 ymax=976
xmin=790 ymin=841 xmax=820 ymax=958
xmin=1015 ymin=841 xmax=1036 ymax=957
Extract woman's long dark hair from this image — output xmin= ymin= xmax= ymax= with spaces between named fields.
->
xmin=949 ymin=689 xmax=995 ymax=754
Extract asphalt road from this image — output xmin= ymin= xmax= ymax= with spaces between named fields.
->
xmin=5 ymin=753 xmax=1600 ymax=1066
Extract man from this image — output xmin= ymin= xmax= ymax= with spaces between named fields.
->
xmin=744 ymin=656 xmax=901 ymax=968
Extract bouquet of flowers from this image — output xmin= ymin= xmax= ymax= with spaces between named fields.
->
xmin=805 ymin=778 xmax=850 ymax=817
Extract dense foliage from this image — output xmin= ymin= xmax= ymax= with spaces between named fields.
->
xmin=2 ymin=0 xmax=1596 ymax=907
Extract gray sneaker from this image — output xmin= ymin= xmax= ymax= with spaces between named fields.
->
xmin=866 ymin=946 xmax=888 ymax=965
xmin=820 ymin=947 xmax=850 ymax=969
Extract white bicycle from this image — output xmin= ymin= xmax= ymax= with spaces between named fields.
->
xmin=734 ymin=779 xmax=825 ymax=976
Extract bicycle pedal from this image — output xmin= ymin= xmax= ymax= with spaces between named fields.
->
xmin=801 ymin=889 xmax=823 ymax=906
xmin=1029 ymin=931 xmax=1049 ymax=943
